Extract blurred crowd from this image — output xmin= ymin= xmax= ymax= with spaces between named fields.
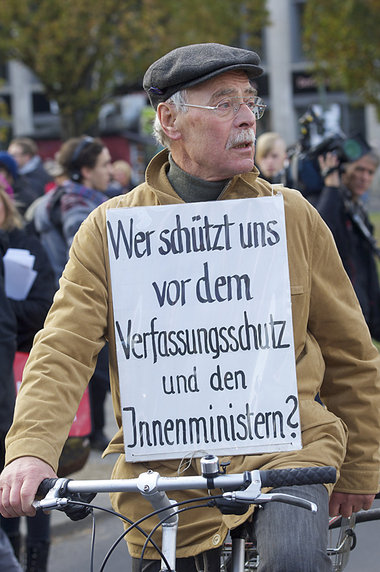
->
xmin=255 ymin=130 xmax=380 ymax=343
xmin=0 ymin=135 xmax=133 ymax=571
xmin=0 ymin=130 xmax=379 ymax=570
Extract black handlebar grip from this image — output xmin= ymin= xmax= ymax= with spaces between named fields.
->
xmin=260 ymin=466 xmax=336 ymax=488
xmin=36 ymin=478 xmax=58 ymax=498
xmin=35 ymin=477 xmax=95 ymax=521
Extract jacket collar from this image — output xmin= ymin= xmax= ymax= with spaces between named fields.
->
xmin=145 ymin=149 xmax=271 ymax=204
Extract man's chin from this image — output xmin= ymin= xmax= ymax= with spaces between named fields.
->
xmin=236 ymin=157 xmax=255 ymax=172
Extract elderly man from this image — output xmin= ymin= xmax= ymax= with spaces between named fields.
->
xmin=0 ymin=44 xmax=379 ymax=572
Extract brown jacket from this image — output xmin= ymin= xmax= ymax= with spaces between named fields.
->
xmin=6 ymin=150 xmax=380 ymax=558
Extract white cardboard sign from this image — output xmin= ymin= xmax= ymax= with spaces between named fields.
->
xmin=107 ymin=194 xmax=301 ymax=462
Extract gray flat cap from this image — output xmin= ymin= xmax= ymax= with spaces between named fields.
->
xmin=143 ymin=43 xmax=263 ymax=109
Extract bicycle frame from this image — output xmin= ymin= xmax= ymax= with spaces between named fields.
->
xmin=328 ymin=515 xmax=356 ymax=572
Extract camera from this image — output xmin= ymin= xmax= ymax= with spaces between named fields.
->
xmin=291 ymin=108 xmax=371 ymax=203
xmin=306 ymin=132 xmax=371 ymax=164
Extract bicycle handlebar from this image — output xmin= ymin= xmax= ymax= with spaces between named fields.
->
xmin=37 ymin=478 xmax=59 ymax=498
xmin=36 ymin=465 xmax=335 ymax=498
xmin=35 ymin=461 xmax=336 ymax=515
xmin=259 ymin=466 xmax=336 ymax=488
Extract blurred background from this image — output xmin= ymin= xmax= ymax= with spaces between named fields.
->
xmin=0 ymin=0 xmax=379 ymax=189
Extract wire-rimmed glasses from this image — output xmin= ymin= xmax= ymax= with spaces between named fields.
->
xmin=181 ymin=96 xmax=267 ymax=120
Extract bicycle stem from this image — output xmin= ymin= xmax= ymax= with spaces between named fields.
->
xmin=137 ymin=470 xmax=178 ymax=526
xmin=137 ymin=470 xmax=178 ymax=572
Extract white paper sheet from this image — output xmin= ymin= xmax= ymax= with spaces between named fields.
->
xmin=4 ymin=248 xmax=37 ymax=301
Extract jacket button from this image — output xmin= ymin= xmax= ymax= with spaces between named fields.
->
xmin=212 ymin=534 xmax=221 ymax=546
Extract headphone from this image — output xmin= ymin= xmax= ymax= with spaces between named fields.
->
xmin=70 ymin=136 xmax=95 ymax=182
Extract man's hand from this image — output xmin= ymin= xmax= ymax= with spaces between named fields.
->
xmin=0 ymin=457 xmax=57 ymax=518
xmin=318 ymin=152 xmax=340 ymax=187
xmin=329 ymin=491 xmax=376 ymax=518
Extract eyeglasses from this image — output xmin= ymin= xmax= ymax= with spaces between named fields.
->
xmin=181 ymin=96 xmax=267 ymax=120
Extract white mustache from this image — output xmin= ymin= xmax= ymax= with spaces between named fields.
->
xmin=226 ymin=129 xmax=256 ymax=150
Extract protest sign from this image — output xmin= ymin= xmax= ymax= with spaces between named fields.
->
xmin=107 ymin=194 xmax=301 ymax=462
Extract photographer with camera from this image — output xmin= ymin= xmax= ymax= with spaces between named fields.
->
xmin=317 ymin=149 xmax=380 ymax=340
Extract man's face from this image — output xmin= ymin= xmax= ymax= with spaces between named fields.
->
xmin=170 ymin=71 xmax=257 ymax=181
xmin=8 ymin=143 xmax=30 ymax=168
xmin=82 ymin=148 xmax=112 ymax=192
xmin=342 ymin=155 xmax=377 ymax=199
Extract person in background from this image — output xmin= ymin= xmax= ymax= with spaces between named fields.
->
xmin=0 ymin=231 xmax=22 ymax=571
xmin=0 ymin=43 xmax=379 ymax=572
xmin=0 ymin=151 xmax=19 ymax=199
xmin=22 ymin=155 xmax=68 ymax=268
xmin=0 ymin=174 xmax=15 ymax=199
xmin=43 ymin=157 xmax=68 ymax=194
xmin=317 ymin=150 xmax=380 ymax=340
xmin=0 ymin=185 xmax=55 ymax=571
xmin=32 ymin=135 xmax=113 ymax=452
xmin=0 ymin=188 xmax=56 ymax=354
xmin=8 ymin=138 xmax=52 ymax=215
xmin=31 ymin=136 xmax=112 ymax=284
xmin=107 ymin=159 xmax=133 ymax=197
xmin=255 ymin=131 xmax=294 ymax=187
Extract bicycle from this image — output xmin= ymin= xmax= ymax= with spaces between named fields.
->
xmin=219 ymin=492 xmax=380 ymax=572
xmin=32 ymin=455 xmax=377 ymax=572
xmin=326 ymin=494 xmax=380 ymax=572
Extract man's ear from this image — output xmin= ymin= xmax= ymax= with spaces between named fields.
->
xmin=157 ymin=103 xmax=182 ymax=141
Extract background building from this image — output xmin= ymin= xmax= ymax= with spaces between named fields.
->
xmin=257 ymin=0 xmax=380 ymax=153
xmin=1 ymin=0 xmax=379 ymax=167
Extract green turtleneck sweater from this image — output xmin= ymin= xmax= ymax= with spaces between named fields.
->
xmin=167 ymin=154 xmax=230 ymax=203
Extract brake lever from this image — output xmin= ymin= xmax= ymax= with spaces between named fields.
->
xmin=223 ymin=489 xmax=317 ymax=513
xmin=33 ymin=477 xmax=70 ymax=511
xmin=33 ymin=477 xmax=96 ymax=520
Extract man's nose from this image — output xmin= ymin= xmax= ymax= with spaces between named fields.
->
xmin=234 ymin=103 xmax=256 ymax=126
